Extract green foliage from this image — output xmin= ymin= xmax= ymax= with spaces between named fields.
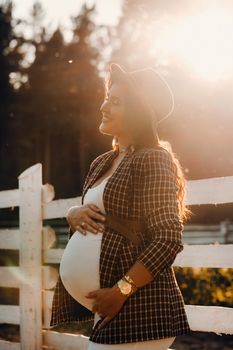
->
xmin=174 ymin=267 xmax=233 ymax=307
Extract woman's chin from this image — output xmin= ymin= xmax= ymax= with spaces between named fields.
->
xmin=99 ymin=122 xmax=115 ymax=135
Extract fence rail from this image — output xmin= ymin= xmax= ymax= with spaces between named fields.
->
xmin=0 ymin=163 xmax=233 ymax=349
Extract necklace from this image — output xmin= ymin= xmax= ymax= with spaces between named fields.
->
xmin=119 ymin=146 xmax=129 ymax=153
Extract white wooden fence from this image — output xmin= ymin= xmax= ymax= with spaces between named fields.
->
xmin=0 ymin=163 xmax=233 ymax=349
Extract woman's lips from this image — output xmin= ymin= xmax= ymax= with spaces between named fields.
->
xmin=102 ymin=115 xmax=112 ymax=121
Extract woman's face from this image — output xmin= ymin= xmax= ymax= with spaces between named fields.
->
xmin=99 ymin=82 xmax=130 ymax=138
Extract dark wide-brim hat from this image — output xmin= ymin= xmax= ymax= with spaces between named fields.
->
xmin=108 ymin=63 xmax=175 ymax=126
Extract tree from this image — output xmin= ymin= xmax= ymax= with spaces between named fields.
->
xmin=21 ymin=3 xmax=103 ymax=197
xmin=0 ymin=1 xmax=25 ymax=189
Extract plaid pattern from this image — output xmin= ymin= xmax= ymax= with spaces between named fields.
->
xmin=50 ymin=146 xmax=191 ymax=344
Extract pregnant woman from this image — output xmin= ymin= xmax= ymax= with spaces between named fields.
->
xmin=59 ymin=175 xmax=110 ymax=319
xmin=50 ymin=63 xmax=192 ymax=349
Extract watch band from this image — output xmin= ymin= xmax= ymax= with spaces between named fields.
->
xmin=116 ymin=274 xmax=139 ymax=298
xmin=123 ymin=274 xmax=138 ymax=290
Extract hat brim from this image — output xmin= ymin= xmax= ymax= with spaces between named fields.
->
xmin=109 ymin=63 xmax=128 ymax=81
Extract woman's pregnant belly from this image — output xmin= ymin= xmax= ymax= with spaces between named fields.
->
xmin=59 ymin=230 xmax=102 ymax=311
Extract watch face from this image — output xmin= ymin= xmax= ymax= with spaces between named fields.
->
xmin=118 ymin=280 xmax=132 ymax=295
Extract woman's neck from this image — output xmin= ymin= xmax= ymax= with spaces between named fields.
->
xmin=117 ymin=136 xmax=133 ymax=152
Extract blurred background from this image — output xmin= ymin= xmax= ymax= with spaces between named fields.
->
xmin=0 ymin=1 xmax=233 ymax=348
xmin=1 ymin=0 xmax=233 ymax=200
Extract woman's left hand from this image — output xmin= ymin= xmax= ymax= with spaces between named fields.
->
xmin=85 ymin=285 xmax=128 ymax=330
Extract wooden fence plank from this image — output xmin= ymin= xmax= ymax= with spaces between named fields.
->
xmin=0 ymin=227 xmax=56 ymax=250
xmin=0 ymin=229 xmax=19 ymax=249
xmin=42 ymin=183 xmax=55 ymax=203
xmin=2 ymin=176 xmax=233 ymax=213
xmin=0 ymin=189 xmax=19 ymax=209
xmin=0 ymin=184 xmax=55 ymax=209
xmin=0 ymin=183 xmax=55 ymax=210
xmin=42 ymin=176 xmax=233 ymax=220
xmin=42 ymin=266 xmax=59 ymax=290
xmin=43 ymin=198 xmax=81 ymax=219
xmin=3 ymin=300 xmax=231 ymax=338
xmin=0 ymin=341 xmax=20 ymax=350
xmin=43 ymin=248 xmax=64 ymax=264
xmin=42 ymin=244 xmax=233 ymax=268
xmin=43 ymin=226 xmax=57 ymax=250
xmin=185 ymin=305 xmax=233 ymax=334
xmin=0 ymin=305 xmax=20 ymax=324
xmin=42 ymin=291 xmax=53 ymax=329
xmin=175 ymin=244 xmax=233 ymax=268
xmin=18 ymin=163 xmax=43 ymax=350
xmin=0 ymin=266 xmax=58 ymax=289
xmin=186 ymin=176 xmax=233 ymax=205
xmin=1 ymin=227 xmax=230 ymax=253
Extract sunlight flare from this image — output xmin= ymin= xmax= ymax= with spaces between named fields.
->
xmin=150 ymin=8 xmax=233 ymax=81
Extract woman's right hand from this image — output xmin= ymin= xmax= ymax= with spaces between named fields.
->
xmin=66 ymin=204 xmax=106 ymax=235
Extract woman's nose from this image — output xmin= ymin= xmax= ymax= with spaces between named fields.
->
xmin=100 ymin=100 xmax=109 ymax=114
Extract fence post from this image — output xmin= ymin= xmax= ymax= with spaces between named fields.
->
xmin=18 ymin=164 xmax=43 ymax=350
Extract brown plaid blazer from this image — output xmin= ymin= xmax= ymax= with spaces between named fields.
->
xmin=50 ymin=145 xmax=191 ymax=344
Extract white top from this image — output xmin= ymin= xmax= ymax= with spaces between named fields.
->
xmin=84 ymin=175 xmax=111 ymax=214
xmin=59 ymin=176 xmax=110 ymax=311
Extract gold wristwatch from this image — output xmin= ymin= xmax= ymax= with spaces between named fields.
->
xmin=116 ymin=274 xmax=138 ymax=297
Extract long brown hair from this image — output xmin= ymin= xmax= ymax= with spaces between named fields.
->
xmin=104 ymin=69 xmax=193 ymax=224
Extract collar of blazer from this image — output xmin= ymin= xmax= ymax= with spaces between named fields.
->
xmin=81 ymin=148 xmax=135 ymax=203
